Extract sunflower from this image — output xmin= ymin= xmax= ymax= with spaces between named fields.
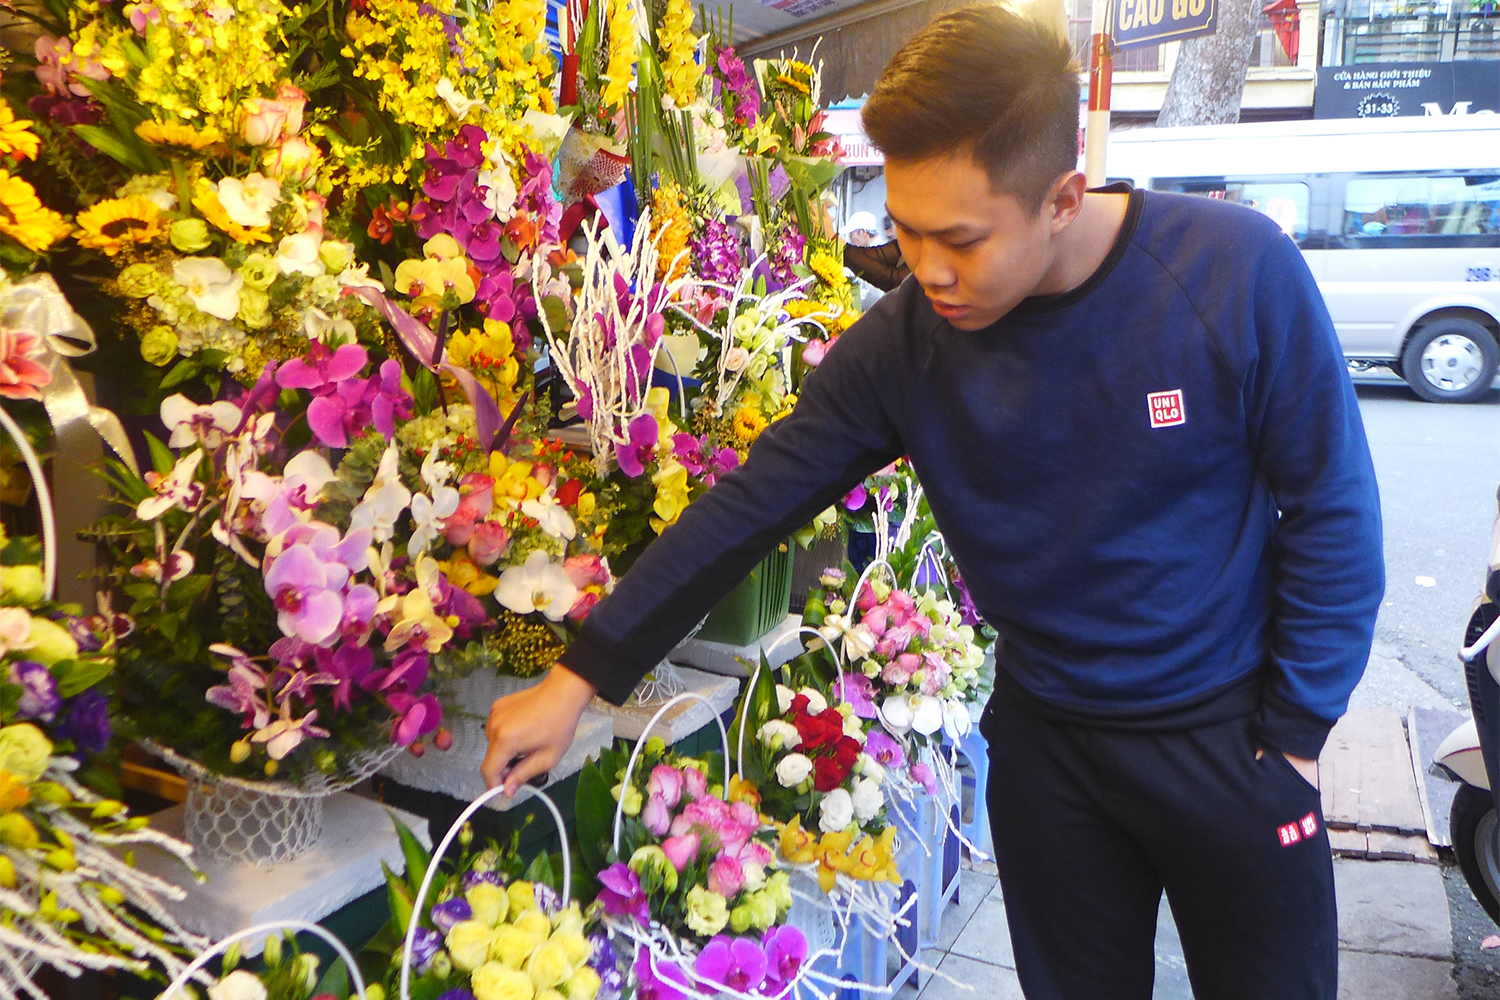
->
xmin=774 ymin=73 xmax=810 ymax=95
xmin=75 ymin=196 xmax=167 ymax=256
xmin=192 ymin=179 xmax=271 ymax=244
xmin=0 ymin=173 xmax=71 ymax=252
xmin=0 ymin=105 xmax=40 ymax=162
xmin=808 ymin=248 xmax=846 ymax=289
xmin=135 ymin=120 xmax=224 ymax=150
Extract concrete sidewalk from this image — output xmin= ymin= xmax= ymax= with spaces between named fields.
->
xmin=900 ymin=856 xmax=1457 ymax=1000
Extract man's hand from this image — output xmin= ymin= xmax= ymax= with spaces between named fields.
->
xmin=481 ymin=664 xmax=597 ymax=797
xmin=1283 ymin=752 xmax=1320 ymax=791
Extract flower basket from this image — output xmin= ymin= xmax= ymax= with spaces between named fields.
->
xmin=160 ymin=918 xmax=373 ymax=1000
xmin=694 ymin=543 xmax=794 ymax=647
xmin=144 ymin=740 xmax=401 ymax=866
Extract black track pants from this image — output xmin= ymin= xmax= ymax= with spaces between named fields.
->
xmin=980 ymin=693 xmax=1337 ymax=1000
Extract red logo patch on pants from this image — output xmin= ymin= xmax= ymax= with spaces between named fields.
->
xmin=1278 ymin=812 xmax=1319 ymax=847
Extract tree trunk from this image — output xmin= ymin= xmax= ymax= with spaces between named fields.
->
xmin=1155 ymin=0 xmax=1265 ymax=126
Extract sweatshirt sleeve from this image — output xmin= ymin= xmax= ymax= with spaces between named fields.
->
xmin=1243 ymin=233 xmax=1385 ymax=759
xmin=557 ymin=307 xmax=909 ymax=704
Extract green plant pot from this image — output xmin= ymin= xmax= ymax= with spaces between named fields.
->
xmin=694 ymin=541 xmax=795 ymax=646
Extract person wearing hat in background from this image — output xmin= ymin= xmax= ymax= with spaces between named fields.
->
xmin=843 ymin=208 xmax=910 ymax=292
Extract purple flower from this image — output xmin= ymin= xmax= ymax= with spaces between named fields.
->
xmin=833 ymin=673 xmax=877 ymax=720
xmin=8 ymin=659 xmax=61 ymax=722
xmin=760 ymin=926 xmax=808 ymax=994
xmin=461 ymin=869 xmax=505 ymax=890
xmin=534 ymin=882 xmax=562 ymax=915
xmin=766 ymin=224 xmax=805 ymax=291
xmin=58 ymin=688 xmax=111 ymax=755
xmin=436 ymin=991 xmax=476 ymax=1000
xmin=842 ymin=483 xmax=868 ymax=511
xmin=410 ymin=926 xmax=441 ymax=972
xmin=388 ymin=692 xmax=442 ymax=746
xmin=633 ymin=947 xmax=690 ymax=1000
xmin=693 ymin=935 xmax=767 ymax=994
xmin=864 ymin=730 xmax=906 ymax=770
xmin=615 ymin=414 xmax=659 ymax=478
xmin=716 ymin=47 xmax=760 ymax=125
xmin=690 ymin=219 xmax=744 ymax=284
xmin=596 ymin=863 xmax=649 ymax=922
xmin=205 ymin=658 xmax=272 ymax=728
xmin=430 ymin=896 xmax=472 ymax=932
xmin=910 ymin=760 xmax=937 ymax=795
xmin=262 ymin=524 xmax=371 ymax=647
xmin=589 ymin=931 xmax=618 ymax=975
xmin=276 ymin=342 xmax=368 ymax=393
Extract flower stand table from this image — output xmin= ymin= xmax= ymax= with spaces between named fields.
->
xmin=590 ymin=665 xmax=741 ymax=742
xmin=669 ymin=614 xmax=805 ymax=678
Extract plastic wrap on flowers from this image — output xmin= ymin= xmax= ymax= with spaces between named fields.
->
xmin=559 ymin=128 xmax=632 ymax=199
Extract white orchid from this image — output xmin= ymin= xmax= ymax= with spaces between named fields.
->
xmin=911 ymin=695 xmax=945 ymax=736
xmin=350 ymin=443 xmax=413 ymax=543
xmin=138 ymin=448 xmax=205 ymax=520
xmin=302 ymin=306 xmax=356 ymax=344
xmin=521 ymin=491 xmax=578 ymax=541
xmin=942 ymin=697 xmax=974 ymax=740
xmin=436 ymin=77 xmax=487 ymax=119
xmin=276 ymin=231 xmax=325 ymax=278
xmin=493 ymin=550 xmax=577 ymax=621
xmin=173 ymin=257 xmax=243 ymax=321
xmin=160 ymin=393 xmax=242 ymax=449
xmin=407 ymin=490 xmax=458 ymax=558
xmin=216 ymin=173 xmax=282 ymax=228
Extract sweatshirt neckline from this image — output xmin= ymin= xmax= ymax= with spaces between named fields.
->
xmin=1005 ymin=183 xmax=1143 ymax=318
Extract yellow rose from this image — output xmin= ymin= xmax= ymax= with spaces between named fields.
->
xmin=551 ymin=903 xmax=585 ymax=936
xmin=24 ymin=617 xmax=77 ymax=666
xmin=538 ymin=992 xmax=566 ymax=1000
xmin=684 ymin=885 xmax=729 ymax=937
xmin=563 ymin=967 xmax=601 ymax=1000
xmin=472 ymin=961 xmax=536 ymax=1000
xmin=507 ymin=880 xmax=539 ymax=918
xmin=551 ymin=929 xmax=590 ymax=968
xmin=140 ymin=325 xmax=179 ymax=366
xmin=512 ymin=909 xmax=553 ymax=950
xmin=447 ymin=919 xmax=495 ymax=972
xmin=467 ymin=882 xmax=510 ymax=927
xmin=526 ymin=938 xmax=575 ymax=990
xmin=488 ymin=923 xmax=537 ymax=970
xmin=0 ymin=724 xmax=52 ymax=782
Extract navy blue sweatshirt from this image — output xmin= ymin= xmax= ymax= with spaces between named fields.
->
xmin=560 ymin=188 xmax=1385 ymax=758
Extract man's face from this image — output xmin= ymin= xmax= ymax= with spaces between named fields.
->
xmin=885 ymin=154 xmax=1057 ymax=331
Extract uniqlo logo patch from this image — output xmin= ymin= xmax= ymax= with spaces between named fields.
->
xmin=1278 ymin=812 xmax=1320 ymax=847
xmin=1148 ymin=390 xmax=1186 ymax=428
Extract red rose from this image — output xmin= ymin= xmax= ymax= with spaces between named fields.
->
xmin=832 ymin=736 xmax=862 ymax=771
xmin=794 ymin=710 xmax=844 ymax=750
xmin=813 ymin=756 xmax=846 ymax=792
xmin=556 ymin=478 xmax=584 ymax=508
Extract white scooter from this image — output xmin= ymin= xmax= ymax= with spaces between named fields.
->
xmin=1433 ymin=486 xmax=1500 ymax=925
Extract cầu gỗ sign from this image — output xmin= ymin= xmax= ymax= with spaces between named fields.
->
xmin=1112 ymin=0 xmax=1218 ymax=51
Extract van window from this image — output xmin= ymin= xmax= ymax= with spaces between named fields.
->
xmin=1151 ymin=178 xmax=1310 ymax=241
xmin=1343 ymin=174 xmax=1500 ymax=239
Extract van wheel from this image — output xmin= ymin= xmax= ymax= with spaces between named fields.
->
xmin=1400 ymin=318 xmax=1499 ymax=403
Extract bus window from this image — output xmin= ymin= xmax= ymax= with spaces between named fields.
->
xmin=1343 ymin=174 xmax=1500 ymax=239
xmin=1152 ymin=178 xmax=1310 ymax=241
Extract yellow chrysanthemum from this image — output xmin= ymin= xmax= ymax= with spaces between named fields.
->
xmin=135 ymin=120 xmax=223 ymax=149
xmin=0 ymin=106 xmax=40 ymax=162
xmin=0 ymin=173 xmax=71 ymax=253
xmin=192 ymin=179 xmax=271 ymax=244
xmin=75 ymin=196 xmax=166 ymax=256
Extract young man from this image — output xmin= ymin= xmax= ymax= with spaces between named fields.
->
xmin=482 ymin=7 xmax=1384 ymax=998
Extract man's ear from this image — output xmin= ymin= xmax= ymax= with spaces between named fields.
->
xmin=1046 ymin=170 xmax=1089 ymax=233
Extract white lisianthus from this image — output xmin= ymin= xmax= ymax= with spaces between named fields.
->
xmin=723 ymin=345 xmax=750 ymax=373
xmin=775 ymin=753 xmax=813 ymax=788
xmin=851 ymin=777 xmax=884 ymax=822
xmin=797 ymin=687 xmax=828 ymax=714
xmin=859 ymin=754 xmax=886 ymax=784
xmin=843 ymin=624 xmax=877 ymax=661
xmin=756 ymin=719 xmax=801 ymax=751
xmin=843 ymin=713 xmax=867 ymax=744
xmin=818 ymin=788 xmax=855 ymax=833
xmin=207 ymin=971 xmax=269 ymax=1000
xmin=775 ymin=684 xmax=796 ymax=714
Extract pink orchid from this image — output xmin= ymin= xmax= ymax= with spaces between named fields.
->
xmin=261 ymin=523 xmax=371 ymax=647
xmin=615 ymin=413 xmax=659 ymax=478
xmin=388 ymin=692 xmax=442 ymax=746
xmin=661 ymin=833 xmax=700 ymax=871
xmin=0 ymin=331 xmax=51 ymax=401
xmin=693 ymin=936 xmax=765 ymax=995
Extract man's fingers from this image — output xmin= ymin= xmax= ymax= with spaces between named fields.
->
xmin=503 ymin=748 xmax=558 ymax=798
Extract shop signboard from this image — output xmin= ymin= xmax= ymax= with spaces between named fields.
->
xmin=1314 ymin=62 xmax=1500 ymax=118
xmin=824 ymin=107 xmax=883 ymax=166
xmin=1112 ymin=0 xmax=1218 ymax=51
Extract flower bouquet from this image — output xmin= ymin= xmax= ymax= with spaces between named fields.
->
xmin=573 ymin=700 xmax=817 ymax=1000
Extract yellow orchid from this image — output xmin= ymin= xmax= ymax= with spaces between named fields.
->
xmin=395 ymin=255 xmax=476 ymax=307
xmin=727 ymin=775 xmax=762 ymax=810
xmin=778 ymin=816 xmax=819 ymax=866
xmin=379 ymin=557 xmax=455 ymax=653
xmin=649 ymin=460 xmax=690 ymax=534
xmin=440 ymin=551 xmax=498 ymax=597
xmin=489 ymin=452 xmax=544 ymax=504
xmin=846 ymin=828 xmax=902 ymax=884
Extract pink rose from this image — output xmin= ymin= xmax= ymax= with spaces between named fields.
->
xmin=861 ymin=606 xmax=889 ymax=637
xmin=565 ymin=553 xmax=609 ymax=589
xmin=444 ymin=474 xmax=495 ymax=546
xmin=0 ymin=332 xmax=52 ymax=401
xmin=647 ymin=764 xmax=685 ymax=809
xmin=467 ymin=521 xmax=510 ymax=565
xmin=856 ymin=584 xmax=880 ymax=612
xmin=883 ymin=654 xmax=917 ymax=688
xmin=708 ymin=856 xmax=744 ymax=898
xmin=683 ymin=766 xmax=708 ymax=801
xmin=801 ymin=338 xmax=827 ymax=367
xmin=566 ymin=591 xmax=600 ymax=622
xmin=734 ymin=840 xmax=773 ymax=867
xmin=661 ymin=833 xmax=700 ymax=871
xmin=729 ymin=800 xmax=758 ymax=832
xmin=889 ymin=591 xmax=916 ymax=618
xmin=241 ymin=84 xmax=307 ymax=146
xmin=642 ymin=793 xmax=671 ymax=836
xmin=883 ymin=624 xmax=914 ymax=654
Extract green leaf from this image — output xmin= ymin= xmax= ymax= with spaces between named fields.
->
xmin=384 ymin=860 xmax=415 ymax=936
xmin=56 ymin=658 xmax=113 ymax=698
xmin=314 ymin=956 xmax=351 ymax=999
xmin=524 ymin=850 xmax=555 ymax=888
xmin=166 ymin=574 xmax=212 ymax=610
xmin=70 ymin=125 xmax=154 ymax=175
xmin=0 ymin=536 xmax=42 ymax=567
xmin=574 ymin=760 xmax=613 ymax=874
xmin=158 ymin=359 xmax=200 ymax=390
xmin=143 ymin=431 xmax=175 ymax=475
xmin=389 ymin=810 xmax=431 ymax=895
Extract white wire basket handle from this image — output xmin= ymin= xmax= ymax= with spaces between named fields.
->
xmin=735 ymin=626 xmax=847 ymax=777
xmin=0 ymin=404 xmax=56 ymax=600
xmin=610 ymin=693 xmax=731 ymax=856
xmin=910 ymin=533 xmax=950 ymax=593
xmin=851 ymin=557 xmax=896 ymax=615
xmin=400 ymin=783 xmax=573 ymax=1000
xmin=157 ymin=919 xmax=369 ymax=1000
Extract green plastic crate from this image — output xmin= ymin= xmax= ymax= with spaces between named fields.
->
xmin=693 ymin=541 xmax=795 ymax=646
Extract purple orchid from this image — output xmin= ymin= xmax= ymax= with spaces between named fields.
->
xmin=205 ymin=659 xmax=272 ymax=729
xmin=833 ymin=673 xmax=878 ymax=720
xmin=436 ymin=991 xmax=476 ymax=1000
xmin=716 ymin=47 xmax=760 ymax=125
xmin=690 ymin=219 xmax=745 ymax=284
xmin=616 ymin=414 xmax=659 ymax=478
xmin=842 ymin=483 xmax=869 ymax=511
xmin=276 ymin=342 xmax=368 ymax=394
xmin=760 ymin=926 xmax=809 ymax=995
xmin=694 ymin=936 xmax=767 ymax=994
xmin=58 ymin=689 xmax=111 ymax=755
xmin=8 ymin=659 xmax=61 ymax=722
xmin=910 ymin=760 xmax=938 ymax=795
xmin=387 ymin=691 xmax=442 ymax=746
xmin=864 ymin=730 xmax=906 ymax=770
xmin=633 ymin=948 xmax=690 ymax=1000
xmin=262 ymin=523 xmax=371 ymax=647
xmin=430 ymin=896 xmax=472 ymax=933
xmin=596 ymin=863 xmax=650 ymax=922
xmin=766 ymin=225 xmax=806 ymax=291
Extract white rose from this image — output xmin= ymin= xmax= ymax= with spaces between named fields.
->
xmin=756 ymin=719 xmax=801 ymax=751
xmin=843 ymin=713 xmax=867 ymax=744
xmin=797 ymin=687 xmax=828 ymax=714
xmin=724 ymin=346 xmax=750 ymax=373
xmin=912 ymin=695 xmax=945 ymax=736
xmin=775 ymin=753 xmax=814 ymax=788
xmin=851 ymin=777 xmax=885 ymax=822
xmin=775 ymin=684 xmax=796 ymax=714
xmin=208 ymin=970 xmax=269 ymax=1000
xmin=858 ymin=754 xmax=886 ymax=784
xmin=879 ymin=695 xmax=914 ymax=735
xmin=818 ymin=788 xmax=855 ymax=833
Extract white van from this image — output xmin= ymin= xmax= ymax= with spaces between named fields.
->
xmin=1106 ymin=116 xmax=1500 ymax=402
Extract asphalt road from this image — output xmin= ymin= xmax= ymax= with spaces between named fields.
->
xmin=1354 ymin=376 xmax=1500 ymax=709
